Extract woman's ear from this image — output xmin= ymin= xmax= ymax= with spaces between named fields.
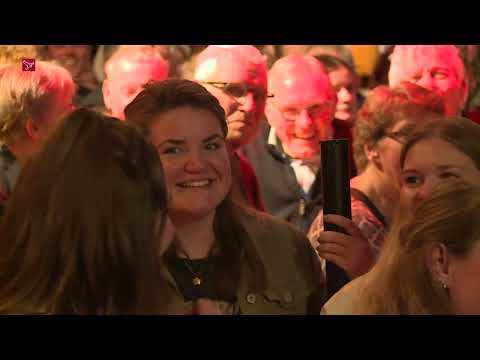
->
xmin=427 ymin=242 xmax=454 ymax=289
xmin=102 ymin=79 xmax=112 ymax=110
xmin=24 ymin=118 xmax=41 ymax=141
xmin=364 ymin=142 xmax=381 ymax=170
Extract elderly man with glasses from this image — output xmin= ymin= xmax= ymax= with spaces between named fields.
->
xmin=193 ymin=45 xmax=270 ymax=211
xmin=241 ymin=54 xmax=337 ymax=234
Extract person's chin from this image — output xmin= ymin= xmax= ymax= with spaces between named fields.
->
xmin=335 ymin=112 xmax=353 ymax=123
xmin=228 ymin=120 xmax=251 ymax=133
xmin=227 ymin=129 xmax=253 ymax=149
xmin=444 ymin=98 xmax=463 ymax=117
xmin=169 ymin=205 xmax=216 ymax=224
xmin=289 ymin=145 xmax=319 ymax=160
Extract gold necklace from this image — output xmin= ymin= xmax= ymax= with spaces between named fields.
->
xmin=175 ymin=243 xmax=216 ymax=286
xmin=182 ymin=258 xmax=215 ymax=286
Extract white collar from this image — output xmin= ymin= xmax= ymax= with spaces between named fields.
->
xmin=267 ymin=127 xmax=278 ymax=147
xmin=267 ymin=127 xmax=321 ymax=167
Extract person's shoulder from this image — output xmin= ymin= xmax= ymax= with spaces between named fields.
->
xmin=351 ymin=195 xmax=374 ymax=216
xmin=351 ymin=191 xmax=386 ymax=227
xmin=238 ymin=205 xmax=322 ymax=297
xmin=241 ymin=206 xmax=301 ymax=235
xmin=352 ymin=199 xmax=381 ymax=228
xmin=239 ymin=207 xmax=314 ymax=268
xmin=322 ymin=275 xmax=367 ymax=315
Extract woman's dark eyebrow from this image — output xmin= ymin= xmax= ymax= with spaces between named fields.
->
xmin=202 ymin=134 xmax=223 ymax=143
xmin=157 ymin=139 xmax=185 ymax=148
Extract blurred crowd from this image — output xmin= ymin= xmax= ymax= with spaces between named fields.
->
xmin=0 ymin=44 xmax=479 ymax=315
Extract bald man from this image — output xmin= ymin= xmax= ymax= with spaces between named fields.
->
xmin=242 ymin=54 xmax=337 ymax=233
xmin=194 ymin=45 xmax=269 ymax=211
xmin=102 ymin=46 xmax=170 ymax=120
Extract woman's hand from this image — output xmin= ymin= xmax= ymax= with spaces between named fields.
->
xmin=316 ymin=214 xmax=375 ymax=280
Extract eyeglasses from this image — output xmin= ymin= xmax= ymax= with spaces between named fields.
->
xmin=201 ymin=81 xmax=274 ymax=100
xmin=280 ymin=104 xmax=334 ymax=122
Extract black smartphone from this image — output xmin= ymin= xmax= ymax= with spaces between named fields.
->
xmin=321 ymin=139 xmax=352 ymax=298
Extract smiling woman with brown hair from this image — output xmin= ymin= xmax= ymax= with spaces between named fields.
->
xmin=126 ymin=78 xmax=324 ymax=315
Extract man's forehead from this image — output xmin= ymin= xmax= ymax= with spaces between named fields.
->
xmin=109 ymin=61 xmax=166 ymax=86
xmin=328 ymin=66 xmax=353 ymax=83
xmin=270 ymin=60 xmax=332 ymax=98
xmin=270 ymin=54 xmax=329 ymax=82
xmin=111 ymin=58 xmax=167 ymax=77
xmin=195 ymin=52 xmax=266 ymax=85
xmin=273 ymin=78 xmax=334 ymax=109
xmin=392 ymin=47 xmax=462 ymax=74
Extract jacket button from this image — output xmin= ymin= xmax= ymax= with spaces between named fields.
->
xmin=246 ymin=293 xmax=256 ymax=304
xmin=283 ymin=292 xmax=293 ymax=304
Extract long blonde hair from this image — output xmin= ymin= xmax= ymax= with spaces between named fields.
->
xmin=354 ymin=180 xmax=480 ymax=314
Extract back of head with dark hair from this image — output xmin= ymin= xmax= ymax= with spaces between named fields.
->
xmin=0 ymin=108 xmax=168 ymax=314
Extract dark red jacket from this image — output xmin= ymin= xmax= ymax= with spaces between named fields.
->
xmin=231 ymin=152 xmax=266 ymax=212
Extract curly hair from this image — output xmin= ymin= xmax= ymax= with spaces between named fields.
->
xmin=353 ymin=82 xmax=445 ymax=173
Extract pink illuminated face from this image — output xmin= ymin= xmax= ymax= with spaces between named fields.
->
xmin=329 ymin=65 xmax=357 ymax=126
xmin=266 ymin=57 xmax=336 ymax=160
xmin=389 ymin=47 xmax=467 ymax=116
xmin=103 ymin=59 xmax=168 ymax=121
xmin=47 ymin=45 xmax=92 ymax=78
xmin=195 ymin=49 xmax=268 ymax=150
